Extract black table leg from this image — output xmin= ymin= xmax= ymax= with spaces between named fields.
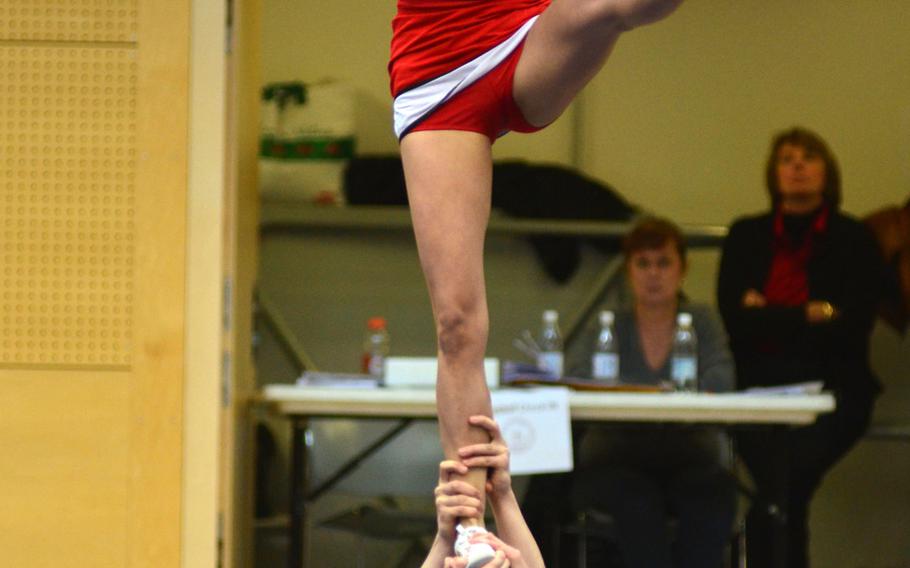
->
xmin=768 ymin=424 xmax=790 ymax=568
xmin=286 ymin=416 xmax=414 ymax=568
xmin=289 ymin=417 xmax=308 ymax=568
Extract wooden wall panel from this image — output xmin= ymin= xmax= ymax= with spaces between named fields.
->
xmin=0 ymin=0 xmax=138 ymax=42
xmin=0 ymin=45 xmax=136 ymax=369
xmin=128 ymin=1 xmax=188 ymax=567
xmin=0 ymin=373 xmax=130 ymax=567
xmin=0 ymin=1 xmax=189 ymax=567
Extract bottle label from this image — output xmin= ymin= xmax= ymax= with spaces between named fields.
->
xmin=537 ymin=351 xmax=564 ymax=377
xmin=671 ymin=356 xmax=697 ymax=391
xmin=592 ymin=353 xmax=619 ymax=382
xmin=367 ymin=354 xmax=385 ymax=378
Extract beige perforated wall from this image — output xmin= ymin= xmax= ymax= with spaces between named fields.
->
xmin=0 ymin=17 xmax=138 ymax=368
xmin=0 ymin=1 xmax=138 ymax=43
xmin=0 ymin=3 xmax=189 ymax=567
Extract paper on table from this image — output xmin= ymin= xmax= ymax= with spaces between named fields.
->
xmin=296 ymin=371 xmax=380 ymax=388
xmin=742 ymin=381 xmax=824 ymax=396
xmin=491 ymin=387 xmax=573 ymax=475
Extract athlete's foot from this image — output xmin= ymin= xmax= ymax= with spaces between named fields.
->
xmin=454 ymin=524 xmax=496 ymax=568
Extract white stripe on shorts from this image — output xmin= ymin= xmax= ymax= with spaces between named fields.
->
xmin=393 ymin=15 xmax=539 ymax=139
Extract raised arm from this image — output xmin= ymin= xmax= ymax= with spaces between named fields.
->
xmin=422 ymin=460 xmax=484 ymax=568
xmin=717 ymin=220 xmax=807 ymax=345
xmin=818 ymin=224 xmax=883 ymax=345
xmin=457 ymin=416 xmax=545 ymax=568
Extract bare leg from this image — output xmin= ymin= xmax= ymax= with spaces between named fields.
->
xmin=400 ymin=0 xmax=683 ymax=534
xmin=515 ymin=0 xmax=683 ymax=126
xmin=401 ymin=130 xmax=495 ymax=527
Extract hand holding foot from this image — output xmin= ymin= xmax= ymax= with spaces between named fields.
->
xmin=434 ymin=460 xmax=484 ymax=548
xmin=458 ymin=416 xmax=546 ymax=568
xmin=425 ymin=417 xmax=543 ymax=568
xmin=444 ymin=551 xmax=510 ymax=568
xmin=423 ymin=460 xmax=493 ymax=568
xmin=434 ymin=458 xmax=496 ymax=568
xmin=458 ymin=415 xmax=512 ymax=502
xmin=446 ymin=531 xmax=527 ymax=568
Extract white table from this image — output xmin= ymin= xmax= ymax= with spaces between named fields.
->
xmin=263 ymin=384 xmax=833 ymax=423
xmin=260 ymin=385 xmax=835 ymax=568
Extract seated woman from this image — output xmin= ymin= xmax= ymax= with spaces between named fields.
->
xmin=717 ymin=127 xmax=883 ymax=568
xmin=566 ymin=217 xmax=739 ymax=568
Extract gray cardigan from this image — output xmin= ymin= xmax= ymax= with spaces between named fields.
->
xmin=567 ymin=303 xmax=735 ymax=392
xmin=567 ymin=303 xmax=737 ymax=470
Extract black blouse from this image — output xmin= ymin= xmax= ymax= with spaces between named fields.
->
xmin=717 ymin=210 xmax=884 ymax=399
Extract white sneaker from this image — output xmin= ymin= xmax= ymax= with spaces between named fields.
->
xmin=454 ymin=524 xmax=496 ymax=568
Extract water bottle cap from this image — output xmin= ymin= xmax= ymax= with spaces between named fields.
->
xmin=599 ymin=310 xmax=615 ymax=326
xmin=543 ymin=309 xmax=559 ymax=323
xmin=677 ymin=312 xmax=692 ymax=326
xmin=367 ymin=317 xmax=387 ymax=331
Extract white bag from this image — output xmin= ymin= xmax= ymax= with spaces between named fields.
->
xmin=259 ymin=81 xmax=356 ymax=205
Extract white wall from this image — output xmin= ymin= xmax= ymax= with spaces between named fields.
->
xmin=578 ymin=0 xmax=910 ymax=224
xmin=262 ymin=1 xmax=909 ymax=222
xmin=260 ymin=0 xmax=575 ymax=164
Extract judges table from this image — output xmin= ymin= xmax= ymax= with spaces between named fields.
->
xmin=261 ymin=384 xmax=835 ymax=568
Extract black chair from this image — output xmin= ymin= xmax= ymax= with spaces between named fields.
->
xmin=319 ymin=502 xmax=436 ymax=568
xmin=553 ymin=508 xmax=626 ymax=568
xmin=555 ymin=506 xmax=747 ymax=568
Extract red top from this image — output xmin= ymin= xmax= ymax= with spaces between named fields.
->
xmin=763 ymin=206 xmax=830 ymax=306
xmin=389 ymin=0 xmax=550 ymax=97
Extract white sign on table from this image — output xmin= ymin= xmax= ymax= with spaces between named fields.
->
xmin=491 ymin=387 xmax=573 ymax=475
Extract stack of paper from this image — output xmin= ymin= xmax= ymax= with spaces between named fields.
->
xmin=742 ymin=381 xmax=824 ymax=396
xmin=295 ymin=371 xmax=380 ymax=388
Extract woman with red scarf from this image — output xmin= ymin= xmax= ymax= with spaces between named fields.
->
xmin=717 ymin=127 xmax=884 ymax=568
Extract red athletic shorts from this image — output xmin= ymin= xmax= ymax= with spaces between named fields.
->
xmin=390 ymin=0 xmax=551 ymax=142
xmin=407 ymin=41 xmax=542 ymax=142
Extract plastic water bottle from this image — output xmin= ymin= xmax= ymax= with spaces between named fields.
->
xmin=592 ymin=310 xmax=619 ymax=384
xmin=537 ymin=309 xmax=564 ymax=377
xmin=361 ymin=316 xmax=390 ymax=379
xmin=671 ymin=312 xmax=698 ymax=392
